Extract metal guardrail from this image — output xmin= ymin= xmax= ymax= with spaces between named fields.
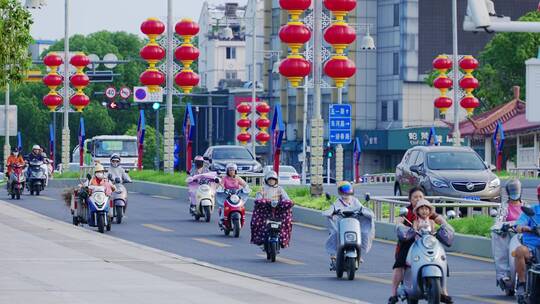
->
xmin=508 ymin=167 xmax=539 ymax=178
xmin=366 ymin=195 xmax=500 ymax=223
xmin=235 ymin=173 xmax=265 ymax=186
xmin=358 ymin=173 xmax=396 ymax=184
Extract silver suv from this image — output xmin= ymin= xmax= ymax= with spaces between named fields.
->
xmin=203 ymin=145 xmax=263 ymax=174
xmin=394 ymin=146 xmax=501 ymax=202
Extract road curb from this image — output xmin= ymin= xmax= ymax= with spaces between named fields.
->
xmin=48 ymin=179 xmax=494 ymax=258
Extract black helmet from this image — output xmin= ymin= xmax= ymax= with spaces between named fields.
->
xmin=506 ymin=179 xmax=522 ymax=201
xmin=11 ymin=147 xmax=20 ymax=153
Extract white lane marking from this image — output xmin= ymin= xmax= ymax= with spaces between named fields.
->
xmin=192 ymin=237 xmax=231 ymax=248
xmin=151 ymin=195 xmax=173 ymax=200
xmin=141 ymin=223 xmax=174 ymax=232
xmin=293 ymin=222 xmax=326 ymax=231
xmin=35 ymin=196 xmax=56 ymax=201
xmin=255 ymin=254 xmax=305 ymax=265
xmin=457 ymin=295 xmax=514 ymax=304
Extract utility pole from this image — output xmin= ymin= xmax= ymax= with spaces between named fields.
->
xmin=250 ymin=0 xmax=257 ymax=157
xmin=335 ymin=87 xmax=343 ymax=182
xmin=310 ymin=0 xmax=324 ymax=195
xmin=301 ymin=74 xmax=308 ymax=185
xmin=163 ymin=0 xmax=175 ymax=173
xmin=3 ymin=83 xmax=10 ymax=168
xmin=155 ymin=108 xmax=160 ymax=170
xmin=452 ymin=0 xmax=461 ymax=146
xmin=61 ymin=0 xmax=71 ymax=168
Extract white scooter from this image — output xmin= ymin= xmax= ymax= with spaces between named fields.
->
xmin=187 ymin=172 xmax=219 ymax=222
xmin=111 ymin=177 xmax=128 ymax=224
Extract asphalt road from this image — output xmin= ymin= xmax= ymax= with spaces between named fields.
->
xmin=2 ymin=185 xmax=519 ymax=304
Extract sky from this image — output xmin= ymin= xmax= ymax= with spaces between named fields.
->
xmin=22 ymin=0 xmax=247 ymax=40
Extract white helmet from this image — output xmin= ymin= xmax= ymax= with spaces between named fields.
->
xmin=264 ymin=170 xmax=279 ymax=187
xmin=32 ymin=144 xmax=41 ymax=151
xmin=226 ymin=163 xmax=237 ymax=173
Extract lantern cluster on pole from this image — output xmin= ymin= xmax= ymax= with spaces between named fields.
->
xmin=69 ymin=53 xmax=91 ymax=112
xmin=236 ymin=103 xmax=252 ymax=144
xmin=432 ymin=55 xmax=454 ymax=115
xmin=175 ymin=19 xmax=200 ymax=94
xmin=140 ymin=18 xmax=166 ymax=93
xmin=323 ymin=0 xmax=357 ymax=88
xmin=255 ymin=102 xmax=271 ymax=144
xmin=278 ymin=0 xmax=312 ymax=87
xmin=42 ymin=52 xmax=64 ymax=111
xmin=459 ymin=56 xmax=480 ymax=115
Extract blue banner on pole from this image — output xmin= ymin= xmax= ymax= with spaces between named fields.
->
xmin=17 ymin=131 xmax=22 ymax=152
xmin=427 ymin=126 xmax=440 ymax=146
xmin=137 ymin=110 xmax=146 ymax=145
xmin=493 ymin=120 xmax=505 ymax=153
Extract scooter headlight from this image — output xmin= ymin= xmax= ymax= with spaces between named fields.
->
xmin=344 ymin=232 xmax=357 ymax=243
xmin=230 ymin=194 xmax=240 ymax=203
xmin=93 ymin=192 xmax=107 ymax=206
xmin=422 ymin=235 xmax=437 ymax=249
xmin=200 ymin=184 xmax=211 ymax=193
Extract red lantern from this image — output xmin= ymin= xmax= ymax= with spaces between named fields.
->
xmin=43 ymin=53 xmax=63 ymax=67
xmin=236 ymin=103 xmax=252 ymax=114
xmin=256 ymin=118 xmax=271 ymax=129
xmin=279 ymin=0 xmax=311 ymax=11
xmin=279 ymin=56 xmax=311 ymax=87
xmin=140 ymin=44 xmax=166 ymax=64
xmin=42 ymin=94 xmax=63 ymax=112
xmin=237 ymin=133 xmax=252 ymax=143
xmin=433 ymin=76 xmax=453 ymax=91
xmin=323 ymin=56 xmax=356 ymax=88
xmin=174 ymin=70 xmax=199 ymax=93
xmin=459 ymin=56 xmax=479 ymax=72
xmin=70 ymin=94 xmax=90 ymax=112
xmin=256 ymin=102 xmax=270 ymax=114
xmin=69 ymin=53 xmax=90 ymax=69
xmin=70 ymin=74 xmax=90 ymax=89
xmin=175 ymin=19 xmax=200 ymax=38
xmin=460 ymin=96 xmax=480 ymax=115
xmin=175 ymin=44 xmax=200 ymax=67
xmin=434 ymin=97 xmax=453 ymax=114
xmin=323 ymin=0 xmax=356 ymax=18
xmin=324 ymin=23 xmax=356 ymax=53
xmin=459 ymin=76 xmax=479 ymax=92
xmin=140 ymin=69 xmax=165 ymax=92
xmin=141 ymin=18 xmax=165 ymax=39
xmin=256 ymin=132 xmax=271 ymax=143
xmin=279 ymin=23 xmax=311 ymax=54
xmin=43 ymin=74 xmax=63 ymax=89
xmin=237 ymin=118 xmax=252 ymax=129
xmin=432 ymin=55 xmax=452 ymax=71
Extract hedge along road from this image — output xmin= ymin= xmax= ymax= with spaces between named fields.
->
xmin=4 ymin=185 xmax=513 ymax=304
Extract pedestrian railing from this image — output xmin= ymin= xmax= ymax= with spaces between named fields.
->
xmin=366 ymin=195 xmax=500 ymax=223
xmin=358 ymin=173 xmax=396 ymax=184
xmin=508 ymin=167 xmax=539 ymax=178
xmin=237 ymin=173 xmax=265 ymax=186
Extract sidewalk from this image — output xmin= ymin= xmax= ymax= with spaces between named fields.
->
xmin=0 ymin=200 xmax=366 ymax=304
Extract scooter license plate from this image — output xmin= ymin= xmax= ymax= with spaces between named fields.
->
xmin=463 ymin=196 xmax=480 ymax=201
xmin=270 ymin=223 xmax=280 ymax=229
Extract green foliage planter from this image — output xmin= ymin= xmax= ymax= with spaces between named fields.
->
xmin=129 ymin=170 xmax=188 ymax=187
xmin=448 ymin=215 xmax=494 ymax=238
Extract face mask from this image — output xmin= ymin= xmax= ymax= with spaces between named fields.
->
xmin=13 ymin=152 xmax=19 ymax=157
xmin=95 ymin=172 xmax=104 ymax=179
xmin=111 ymin=161 xmax=119 ymax=167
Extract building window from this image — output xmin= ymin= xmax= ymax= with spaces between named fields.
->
xmin=393 ymin=4 xmax=400 ymax=27
xmin=381 ymin=101 xmax=388 ymax=122
xmin=226 ymin=47 xmax=236 ymax=59
xmin=393 ymin=52 xmax=399 ymax=75
xmin=393 ymin=100 xmax=399 ymax=121
xmin=225 ymin=70 xmax=237 ymax=79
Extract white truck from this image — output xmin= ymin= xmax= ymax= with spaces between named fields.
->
xmin=71 ymin=135 xmax=138 ymax=170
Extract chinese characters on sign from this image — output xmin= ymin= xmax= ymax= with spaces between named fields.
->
xmin=408 ymin=131 xmax=444 ymax=145
xmin=329 ymin=104 xmax=352 ymax=144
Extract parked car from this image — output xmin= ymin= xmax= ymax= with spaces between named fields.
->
xmin=263 ymin=165 xmax=301 ymax=185
xmin=203 ymin=145 xmax=263 ymax=174
xmin=305 ymin=175 xmax=336 ymax=185
xmin=394 ymin=146 xmax=501 ymax=202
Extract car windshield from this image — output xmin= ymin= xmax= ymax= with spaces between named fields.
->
xmin=426 ymin=152 xmax=486 ymax=170
xmin=94 ymin=140 xmax=137 ymax=157
xmin=213 ymin=148 xmax=253 ymax=160
xmin=280 ymin=166 xmax=296 ymax=173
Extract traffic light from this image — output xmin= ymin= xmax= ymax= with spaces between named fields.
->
xmin=104 ymin=100 xmax=131 ymax=110
xmin=325 ymin=144 xmax=334 ymax=159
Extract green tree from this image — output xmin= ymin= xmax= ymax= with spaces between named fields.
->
xmin=0 ymin=0 xmax=33 ymax=88
xmin=125 ymin=124 xmax=162 ymax=170
xmin=475 ymin=11 xmax=540 ymax=111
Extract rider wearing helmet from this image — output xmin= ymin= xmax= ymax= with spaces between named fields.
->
xmin=322 ymin=181 xmax=375 ymax=266
xmin=86 ymin=163 xmax=116 ymax=196
xmin=107 ymin=153 xmax=132 ymax=183
xmin=26 ymin=145 xmax=45 ymax=163
xmin=5 ymin=147 xmax=25 ymax=190
xmin=218 ymin=163 xmax=248 ymax=223
xmin=190 ymin=155 xmax=208 ymax=176
xmin=255 ymin=170 xmax=290 ymax=201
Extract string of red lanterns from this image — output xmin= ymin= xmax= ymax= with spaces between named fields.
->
xmin=255 ymin=102 xmax=271 ymax=144
xmin=278 ymin=0 xmax=312 ymax=87
xmin=175 ymin=19 xmax=200 ymax=94
xmin=140 ymin=18 xmax=166 ymax=93
xmin=69 ymin=53 xmax=90 ymax=112
xmin=42 ymin=52 xmax=64 ymax=111
xmin=323 ymin=0 xmax=357 ymax=88
xmin=459 ymin=56 xmax=480 ymax=115
xmin=236 ymin=103 xmax=252 ymax=144
xmin=432 ymin=55 xmax=453 ymax=115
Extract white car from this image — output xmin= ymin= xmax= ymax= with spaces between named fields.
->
xmin=263 ymin=165 xmax=301 ymax=185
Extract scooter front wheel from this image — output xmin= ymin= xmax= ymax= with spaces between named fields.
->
xmin=97 ymin=214 xmax=105 ymax=233
xmin=269 ymin=242 xmax=277 ymax=262
xmin=233 ymin=218 xmax=241 ymax=238
xmin=203 ymin=206 xmax=211 ymax=222
xmin=425 ymin=277 xmax=441 ymax=304
xmin=115 ymin=206 xmax=123 ymax=224
xmin=406 ymin=298 xmax=419 ymax=304
xmin=346 ymin=257 xmax=356 ymax=280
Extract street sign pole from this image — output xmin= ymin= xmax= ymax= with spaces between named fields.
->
xmin=61 ymin=0 xmax=71 ymax=169
xmin=329 ymin=103 xmax=351 ymax=183
xmin=336 ymin=87 xmax=343 ymax=183
xmin=3 ymin=83 xmax=10 ymax=168
xmin=163 ymin=0 xmax=175 ymax=174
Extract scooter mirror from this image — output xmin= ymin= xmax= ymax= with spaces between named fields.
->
xmin=399 ymin=207 xmax=408 ymax=217
xmin=489 ymin=208 xmax=498 ymax=218
xmin=108 ymin=173 xmax=113 ymax=181
xmin=86 ymin=174 xmax=92 ymax=181
xmin=214 ymin=178 xmax=220 ymax=183
xmin=125 ymin=169 xmax=130 ymax=173
xmin=364 ymin=192 xmax=371 ymax=202
xmin=447 ymin=210 xmax=457 ymax=220
xmin=114 ymin=177 xmax=121 ymax=184
xmin=521 ymin=206 xmax=536 ymax=217
xmin=325 ymin=193 xmax=331 ymax=201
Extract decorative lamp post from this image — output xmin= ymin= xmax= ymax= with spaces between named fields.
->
xmin=236 ymin=103 xmax=252 ymax=144
xmin=432 ymin=55 xmax=454 ymax=115
xmin=69 ymin=52 xmax=90 ymax=112
xmin=459 ymin=55 xmax=480 ymax=115
xmin=140 ymin=18 xmax=166 ymax=93
xmin=42 ymin=52 xmax=64 ymax=111
xmin=174 ymin=19 xmax=200 ymax=94
xmin=255 ymin=102 xmax=271 ymax=145
xmin=278 ymin=0 xmax=312 ymax=88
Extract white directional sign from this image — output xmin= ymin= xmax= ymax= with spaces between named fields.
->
xmin=0 ymin=105 xmax=17 ymax=136
xmin=133 ymin=86 xmax=163 ymax=103
xmin=105 ymin=87 xmax=117 ymax=99
xmin=119 ymin=86 xmax=131 ymax=99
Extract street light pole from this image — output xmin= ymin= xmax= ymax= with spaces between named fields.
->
xmin=155 ymin=109 xmax=160 ymax=170
xmin=3 ymin=83 xmax=10 ymax=168
xmin=164 ymin=0 xmax=175 ymax=173
xmin=301 ymin=74 xmax=308 ymax=185
xmin=61 ymin=0 xmax=70 ymax=168
xmin=452 ymin=0 xmax=461 ymax=146
xmin=250 ymin=0 xmax=257 ymax=157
